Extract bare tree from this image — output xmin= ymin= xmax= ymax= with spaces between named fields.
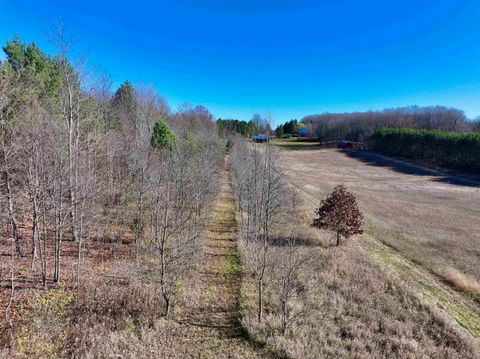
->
xmin=0 ymin=120 xmax=21 ymax=257
xmin=231 ymin=140 xmax=286 ymax=322
xmin=146 ymin=140 xmax=217 ymax=316
xmin=272 ymin=233 xmax=316 ymax=335
xmin=51 ymin=24 xmax=83 ymax=244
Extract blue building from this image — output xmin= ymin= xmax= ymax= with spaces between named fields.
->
xmin=299 ymin=127 xmax=308 ymax=137
xmin=252 ymin=135 xmax=269 ymax=143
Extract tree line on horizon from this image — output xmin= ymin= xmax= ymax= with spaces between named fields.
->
xmin=303 ymin=106 xmax=478 ymax=143
xmin=272 ymin=107 xmax=480 ymax=172
xmin=217 ymin=113 xmax=274 ymax=138
xmin=225 ymin=105 xmax=480 ymax=142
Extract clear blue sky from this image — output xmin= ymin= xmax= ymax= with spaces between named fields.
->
xmin=0 ymin=0 xmax=479 ymax=123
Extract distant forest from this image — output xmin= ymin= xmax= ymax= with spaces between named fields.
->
xmin=271 ymin=107 xmax=480 ymax=173
xmin=301 ymin=106 xmax=479 ymax=143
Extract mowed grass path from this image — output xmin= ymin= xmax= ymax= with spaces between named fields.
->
xmin=278 ymin=147 xmax=480 ymax=341
xmin=164 ymin=155 xmax=271 ymax=358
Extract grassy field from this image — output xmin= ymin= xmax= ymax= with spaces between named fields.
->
xmin=278 ymin=148 xmax=480 ymax=290
xmin=271 ymin=138 xmax=322 ymax=151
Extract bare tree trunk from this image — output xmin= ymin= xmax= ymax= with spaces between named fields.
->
xmin=56 ymin=27 xmax=80 ymax=244
xmin=76 ymin=206 xmax=84 ymax=284
xmin=3 ymin=151 xmax=21 ymax=257
xmin=4 ymin=246 xmax=15 ymax=328
xmin=258 ymin=274 xmax=264 ymax=322
xmin=30 ymin=187 xmax=39 ymax=270
xmin=134 ymin=172 xmax=146 ymax=259
xmin=67 ymin=98 xmax=79 ymax=243
xmin=280 ymin=285 xmax=289 ymax=335
xmin=54 ymin=204 xmax=61 ymax=282
xmin=39 ymin=204 xmax=48 ymax=289
xmin=159 ymin=187 xmax=170 ymax=317
xmin=53 ymin=190 xmax=63 ymax=283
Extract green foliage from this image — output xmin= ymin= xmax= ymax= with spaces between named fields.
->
xmin=216 ymin=118 xmax=257 ymax=137
xmin=3 ymin=36 xmax=27 ymax=70
xmin=121 ymin=318 xmax=137 ymax=333
xmin=112 ymin=80 xmax=136 ymax=112
xmin=151 ymin=119 xmax=177 ymax=151
xmin=277 ymin=119 xmax=301 ymax=136
xmin=225 ymin=251 xmax=240 ymax=277
xmin=108 ymin=80 xmax=137 ymax=130
xmin=175 ymin=282 xmax=186 ymax=296
xmin=3 ymin=36 xmax=61 ymax=97
xmin=182 ymin=130 xmax=201 ymax=153
xmin=373 ymin=127 xmax=480 ymax=173
xmin=274 ymin=124 xmax=284 ymax=138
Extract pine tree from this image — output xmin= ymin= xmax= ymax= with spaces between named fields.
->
xmin=151 ymin=119 xmax=177 ymax=151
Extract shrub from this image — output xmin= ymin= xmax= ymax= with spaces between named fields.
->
xmin=14 ymin=287 xmax=74 ymax=358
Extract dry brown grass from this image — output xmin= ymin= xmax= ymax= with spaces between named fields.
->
xmin=442 ymin=267 xmax=480 ymax=294
xmin=240 ymin=233 xmax=480 ymax=358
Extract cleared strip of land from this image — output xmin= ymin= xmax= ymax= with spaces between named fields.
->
xmin=164 ymin=156 xmax=271 ymax=358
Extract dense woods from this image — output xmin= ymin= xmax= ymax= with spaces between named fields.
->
xmin=217 ymin=114 xmax=274 ymax=138
xmin=274 ymin=119 xmax=304 ymax=137
xmin=0 ymin=33 xmax=222 ymax=356
xmin=373 ymin=127 xmax=480 ymax=173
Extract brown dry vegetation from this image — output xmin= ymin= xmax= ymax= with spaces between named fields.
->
xmin=241 ymin=240 xmax=480 ymax=358
xmin=0 ymin=156 xmax=274 ymax=359
xmin=233 ymin=141 xmax=480 ymax=358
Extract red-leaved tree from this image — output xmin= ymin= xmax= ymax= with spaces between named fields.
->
xmin=313 ymin=184 xmax=363 ymax=246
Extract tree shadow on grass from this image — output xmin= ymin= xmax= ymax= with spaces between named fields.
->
xmin=269 ymin=235 xmax=321 ymax=247
xmin=345 ymin=150 xmax=480 ymax=188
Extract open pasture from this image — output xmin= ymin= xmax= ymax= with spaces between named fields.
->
xmin=279 ymin=148 xmax=480 ymax=294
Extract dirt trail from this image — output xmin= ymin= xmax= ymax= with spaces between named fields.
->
xmin=287 ymin=179 xmax=480 ymax=341
xmin=163 ymin=156 xmax=271 ymax=358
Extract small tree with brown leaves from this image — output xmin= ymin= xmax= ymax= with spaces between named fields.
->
xmin=313 ymin=184 xmax=363 ymax=246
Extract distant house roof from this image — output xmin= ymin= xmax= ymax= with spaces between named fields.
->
xmin=252 ymin=134 xmax=269 ymax=142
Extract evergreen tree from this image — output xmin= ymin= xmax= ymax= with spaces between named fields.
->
xmin=110 ymin=80 xmax=136 ymax=130
xmin=275 ymin=125 xmax=284 ymax=137
xmin=3 ymin=36 xmax=60 ymax=98
xmin=151 ymin=119 xmax=177 ymax=151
